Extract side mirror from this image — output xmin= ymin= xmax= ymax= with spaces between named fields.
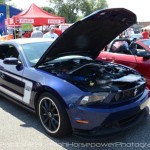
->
xmin=3 ymin=57 xmax=19 ymax=65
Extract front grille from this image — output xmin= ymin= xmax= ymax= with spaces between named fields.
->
xmin=101 ymin=109 xmax=144 ymax=129
xmin=111 ymin=84 xmax=145 ymax=103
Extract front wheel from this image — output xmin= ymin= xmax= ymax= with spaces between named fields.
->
xmin=37 ymin=92 xmax=72 ymax=137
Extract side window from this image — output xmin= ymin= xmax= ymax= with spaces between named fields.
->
xmin=6 ymin=45 xmax=19 ymax=58
xmin=110 ymin=40 xmax=131 ymax=54
xmin=0 ymin=45 xmax=9 ymax=60
xmin=111 ymin=41 xmax=122 ymax=52
xmin=136 ymin=44 xmax=147 ymax=54
xmin=137 ymin=44 xmax=145 ymax=50
xmin=0 ymin=44 xmax=19 ymax=60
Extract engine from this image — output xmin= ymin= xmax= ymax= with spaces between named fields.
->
xmin=42 ymin=56 xmax=143 ymax=92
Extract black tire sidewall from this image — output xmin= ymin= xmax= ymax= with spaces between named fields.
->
xmin=37 ymin=92 xmax=72 ymax=137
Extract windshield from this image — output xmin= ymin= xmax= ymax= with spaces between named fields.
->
xmin=141 ymin=40 xmax=150 ymax=48
xmin=21 ymin=41 xmax=53 ymax=66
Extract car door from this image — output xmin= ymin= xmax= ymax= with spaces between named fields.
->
xmin=106 ymin=52 xmax=138 ymax=68
xmin=0 ymin=44 xmax=25 ymax=102
xmin=134 ymin=43 xmax=150 ymax=87
xmin=99 ymin=40 xmax=138 ymax=69
xmin=98 ymin=40 xmax=150 ymax=88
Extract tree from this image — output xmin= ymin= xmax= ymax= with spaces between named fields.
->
xmin=56 ymin=3 xmax=79 ymax=23
xmin=41 ymin=7 xmax=55 ymax=14
xmin=48 ymin=0 xmax=108 ymax=23
xmin=80 ymin=0 xmax=108 ymax=16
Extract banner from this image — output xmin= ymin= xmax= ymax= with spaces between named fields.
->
xmin=21 ymin=24 xmax=33 ymax=31
xmin=0 ymin=5 xmax=6 ymax=35
xmin=48 ymin=19 xmax=62 ymax=24
xmin=19 ymin=19 xmax=34 ymax=24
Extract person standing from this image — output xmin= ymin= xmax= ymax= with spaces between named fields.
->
xmin=142 ymin=29 xmax=149 ymax=39
xmin=43 ymin=26 xmax=58 ymax=39
xmin=31 ymin=27 xmax=43 ymax=38
xmin=54 ymin=27 xmax=62 ymax=36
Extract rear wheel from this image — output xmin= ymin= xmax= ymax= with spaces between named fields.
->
xmin=37 ymin=92 xmax=72 ymax=137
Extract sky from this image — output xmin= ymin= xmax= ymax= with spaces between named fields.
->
xmin=107 ymin=0 xmax=149 ymax=22
xmin=8 ymin=0 xmax=149 ymax=22
xmin=8 ymin=0 xmax=50 ymax=9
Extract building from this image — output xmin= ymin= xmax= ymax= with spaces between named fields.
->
xmin=138 ymin=22 xmax=150 ymax=28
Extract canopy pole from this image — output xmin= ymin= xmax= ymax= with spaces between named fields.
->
xmin=14 ymin=23 xmax=16 ymax=39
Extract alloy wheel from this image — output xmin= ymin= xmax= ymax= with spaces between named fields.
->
xmin=39 ymin=97 xmax=60 ymax=133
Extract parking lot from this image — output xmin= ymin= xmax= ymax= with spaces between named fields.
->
xmin=0 ymin=96 xmax=150 ymax=150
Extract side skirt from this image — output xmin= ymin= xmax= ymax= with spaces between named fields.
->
xmin=0 ymin=92 xmax=36 ymax=114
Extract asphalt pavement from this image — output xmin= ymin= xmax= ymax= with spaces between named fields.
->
xmin=0 ymin=96 xmax=150 ymax=150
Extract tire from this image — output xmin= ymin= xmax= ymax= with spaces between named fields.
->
xmin=37 ymin=92 xmax=72 ymax=137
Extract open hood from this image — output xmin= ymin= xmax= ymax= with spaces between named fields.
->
xmin=36 ymin=8 xmax=136 ymax=67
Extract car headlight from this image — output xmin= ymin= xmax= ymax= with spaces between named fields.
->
xmin=80 ymin=92 xmax=109 ymax=105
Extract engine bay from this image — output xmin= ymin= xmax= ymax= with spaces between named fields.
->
xmin=41 ymin=56 xmax=144 ymax=92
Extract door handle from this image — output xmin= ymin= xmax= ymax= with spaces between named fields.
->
xmin=101 ymin=57 xmax=107 ymax=60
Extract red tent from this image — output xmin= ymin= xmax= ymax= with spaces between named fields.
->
xmin=6 ymin=3 xmax=65 ymax=26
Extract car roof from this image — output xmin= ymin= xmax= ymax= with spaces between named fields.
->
xmin=1 ymin=38 xmax=54 ymax=45
xmin=138 ymin=39 xmax=150 ymax=42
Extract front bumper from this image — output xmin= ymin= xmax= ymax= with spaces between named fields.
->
xmin=68 ymin=89 xmax=149 ymax=137
xmin=74 ymin=107 xmax=149 ymax=139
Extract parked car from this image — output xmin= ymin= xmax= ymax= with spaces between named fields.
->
xmin=0 ymin=8 xmax=149 ymax=138
xmin=97 ymin=38 xmax=150 ymax=89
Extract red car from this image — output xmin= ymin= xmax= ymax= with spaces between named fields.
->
xmin=97 ymin=38 xmax=150 ymax=88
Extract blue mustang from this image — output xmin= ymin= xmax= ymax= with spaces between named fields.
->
xmin=0 ymin=8 xmax=149 ymax=138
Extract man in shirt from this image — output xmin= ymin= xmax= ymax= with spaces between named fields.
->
xmin=142 ymin=29 xmax=149 ymax=39
xmin=43 ymin=26 xmax=58 ymax=39
xmin=31 ymin=27 xmax=43 ymax=38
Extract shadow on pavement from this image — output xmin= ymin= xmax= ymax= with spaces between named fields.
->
xmin=0 ymin=96 xmax=150 ymax=150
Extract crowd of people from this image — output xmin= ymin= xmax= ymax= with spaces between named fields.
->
xmin=30 ymin=25 xmax=61 ymax=39
xmin=11 ymin=25 xmax=62 ymax=40
xmin=8 ymin=25 xmax=150 ymax=41
xmin=119 ymin=28 xmax=150 ymax=40
xmin=111 ymin=28 xmax=150 ymax=55
xmin=26 ymin=26 xmax=61 ymax=39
